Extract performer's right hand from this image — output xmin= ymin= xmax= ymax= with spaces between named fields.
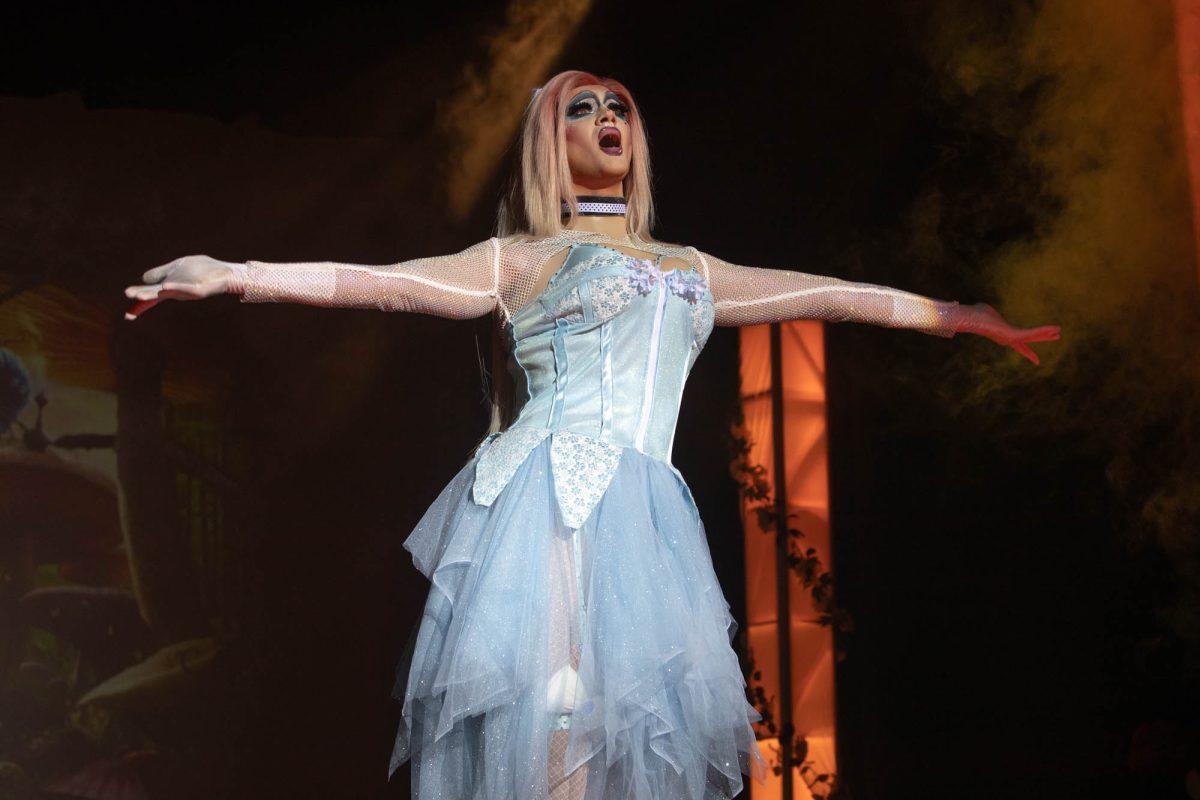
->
xmin=124 ymin=255 xmax=244 ymax=320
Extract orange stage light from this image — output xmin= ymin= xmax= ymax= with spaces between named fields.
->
xmin=739 ymin=320 xmax=837 ymax=799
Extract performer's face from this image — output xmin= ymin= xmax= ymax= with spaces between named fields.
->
xmin=563 ymin=83 xmax=632 ymax=191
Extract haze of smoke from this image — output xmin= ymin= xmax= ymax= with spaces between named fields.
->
xmin=918 ymin=0 xmax=1200 ymax=640
xmin=438 ymin=0 xmax=593 ymax=220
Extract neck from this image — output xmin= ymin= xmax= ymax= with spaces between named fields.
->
xmin=566 ymin=182 xmax=633 ymax=239
xmin=571 ymin=179 xmax=623 ymax=198
xmin=564 ymin=213 xmax=630 ymax=239
xmin=564 ymin=181 xmax=630 ymax=239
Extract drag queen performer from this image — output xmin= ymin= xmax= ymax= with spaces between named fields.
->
xmin=125 ymin=70 xmax=1059 ymax=799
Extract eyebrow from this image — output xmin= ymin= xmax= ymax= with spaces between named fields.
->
xmin=567 ymin=90 xmax=599 ymax=106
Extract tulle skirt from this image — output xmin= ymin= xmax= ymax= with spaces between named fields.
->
xmin=390 ymin=437 xmax=767 ymax=799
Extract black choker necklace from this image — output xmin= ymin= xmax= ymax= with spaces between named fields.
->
xmin=563 ymin=195 xmax=627 ymax=216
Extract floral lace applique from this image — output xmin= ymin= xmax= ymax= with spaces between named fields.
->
xmin=549 ymin=431 xmax=625 ymax=529
xmin=691 ymin=298 xmax=715 ymax=350
xmin=589 ymin=274 xmax=639 ymax=323
xmin=584 ymin=257 xmax=715 ymax=343
xmin=548 ymin=286 xmax=584 ymax=323
xmin=472 ymin=427 xmax=551 ymax=506
xmin=627 ymin=258 xmax=660 ymax=295
xmin=550 ymin=249 xmax=629 ymax=289
xmin=626 ymin=258 xmax=710 ymax=304
xmin=664 ymin=267 xmax=709 ymax=304
xmin=472 ymin=428 xmax=627 ymax=529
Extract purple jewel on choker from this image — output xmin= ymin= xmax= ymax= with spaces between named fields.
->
xmin=562 ymin=196 xmax=627 ymax=216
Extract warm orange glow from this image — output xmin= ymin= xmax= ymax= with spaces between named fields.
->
xmin=754 ymin=736 xmax=838 ymax=800
xmin=1174 ymin=0 xmax=1200 ymax=274
xmin=739 ymin=321 xmax=837 ymax=798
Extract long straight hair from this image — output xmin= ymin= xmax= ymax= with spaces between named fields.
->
xmin=481 ymin=70 xmax=657 ymax=441
xmin=497 ymin=70 xmax=656 ymax=238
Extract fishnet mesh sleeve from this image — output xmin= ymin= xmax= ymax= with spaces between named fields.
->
xmin=232 ymin=238 xmax=501 ymax=320
xmin=692 ymin=249 xmax=963 ymax=337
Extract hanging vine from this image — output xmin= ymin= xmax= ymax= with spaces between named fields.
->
xmin=726 ymin=414 xmax=854 ymax=637
xmin=727 ymin=405 xmax=852 ymax=798
xmin=740 ymin=646 xmax=839 ymax=799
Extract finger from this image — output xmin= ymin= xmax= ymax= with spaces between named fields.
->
xmin=1024 ymin=325 xmax=1060 ymax=340
xmin=142 ymin=264 xmax=174 ymax=284
xmin=124 ymin=298 xmax=162 ymax=320
xmin=158 ymin=282 xmax=210 ymax=299
xmin=1013 ymin=342 xmax=1040 ymax=365
xmin=125 ymin=285 xmax=163 ymax=301
xmin=127 ymin=286 xmax=198 ymax=307
xmin=156 ymin=288 xmax=199 ymax=302
xmin=124 ymin=289 xmax=162 ymax=302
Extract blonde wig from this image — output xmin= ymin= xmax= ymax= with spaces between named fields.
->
xmin=497 ymin=69 xmax=656 ymax=239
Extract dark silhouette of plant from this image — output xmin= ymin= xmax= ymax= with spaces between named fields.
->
xmin=725 ymin=415 xmax=853 ymax=641
xmin=738 ymin=645 xmax=840 ymax=799
xmin=726 ymin=405 xmax=848 ymax=797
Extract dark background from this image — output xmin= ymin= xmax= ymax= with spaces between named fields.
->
xmin=2 ymin=2 xmax=1195 ymax=799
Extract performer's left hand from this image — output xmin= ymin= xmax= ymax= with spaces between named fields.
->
xmin=955 ymin=302 xmax=1061 ymax=365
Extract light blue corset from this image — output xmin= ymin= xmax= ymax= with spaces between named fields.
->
xmin=470 ymin=243 xmax=716 ymax=529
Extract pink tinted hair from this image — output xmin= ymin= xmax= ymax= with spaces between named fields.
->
xmin=497 ymin=69 xmax=656 ymax=240
xmin=484 ymin=71 xmax=655 ymax=440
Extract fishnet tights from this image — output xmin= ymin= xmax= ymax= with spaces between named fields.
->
xmin=547 ymin=524 xmax=587 ymax=798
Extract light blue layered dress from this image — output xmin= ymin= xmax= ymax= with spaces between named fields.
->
xmin=238 ymin=225 xmax=964 ymax=799
xmin=389 ymin=242 xmax=767 ymax=799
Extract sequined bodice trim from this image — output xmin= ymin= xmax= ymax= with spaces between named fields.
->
xmin=472 ymin=241 xmax=713 ymax=529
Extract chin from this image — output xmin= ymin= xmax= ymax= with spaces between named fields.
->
xmin=598 ymin=163 xmax=630 ymax=182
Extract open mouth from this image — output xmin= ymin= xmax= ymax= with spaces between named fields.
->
xmin=598 ymin=127 xmax=622 ymax=155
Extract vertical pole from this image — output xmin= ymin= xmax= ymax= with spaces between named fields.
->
xmin=770 ymin=322 xmax=794 ymax=798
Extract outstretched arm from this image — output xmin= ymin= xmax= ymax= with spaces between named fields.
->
xmin=692 ymin=249 xmax=1060 ymax=364
xmin=125 ymin=238 xmax=501 ymax=321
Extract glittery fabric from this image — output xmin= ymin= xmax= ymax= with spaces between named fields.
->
xmin=547 ymin=431 xmax=624 ymax=529
xmin=396 ymin=438 xmax=766 ymax=800
xmin=238 ymin=227 xmax=966 ymax=337
xmin=237 ymin=229 xmax=970 ymax=797
xmin=474 ymin=244 xmax=713 ymax=534
xmin=691 ymin=248 xmax=962 ymax=336
xmin=589 ymin=273 xmax=638 ymax=323
xmin=471 ymin=427 xmax=550 ymax=506
xmin=472 ymin=427 xmax=625 ymax=532
xmin=243 ymin=238 xmax=501 ymax=318
xmin=391 ymin=242 xmax=767 ymax=799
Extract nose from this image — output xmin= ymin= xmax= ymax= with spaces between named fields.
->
xmin=597 ymin=104 xmax=617 ymax=126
